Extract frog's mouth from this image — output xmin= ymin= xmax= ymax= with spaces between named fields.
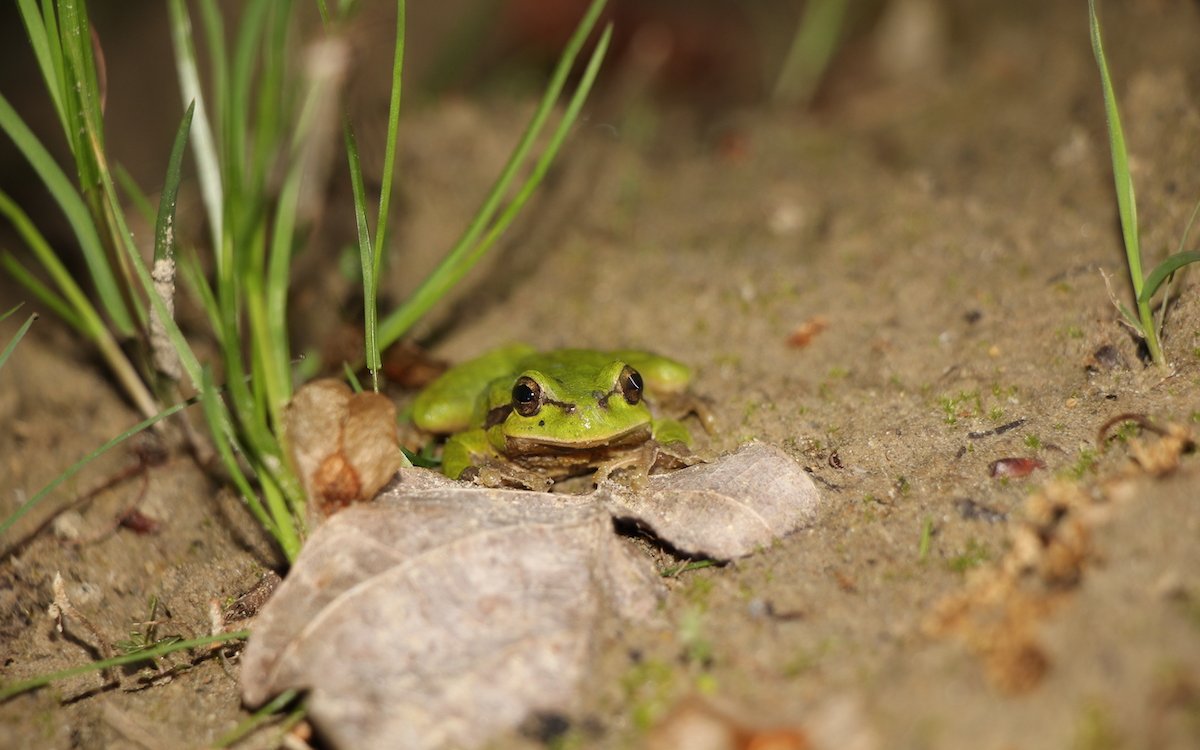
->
xmin=504 ymin=423 xmax=652 ymax=461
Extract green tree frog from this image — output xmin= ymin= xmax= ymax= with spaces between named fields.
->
xmin=411 ymin=344 xmax=708 ymax=489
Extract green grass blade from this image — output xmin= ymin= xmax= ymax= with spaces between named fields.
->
xmin=57 ymin=0 xmax=106 ymax=182
xmin=179 ymin=250 xmax=224 ymax=346
xmin=1 ymin=186 xmax=157 ymax=420
xmin=0 ymin=400 xmax=190 ymax=542
xmin=228 ymin=0 xmax=274 ymax=200
xmin=167 ymin=0 xmax=224 ymax=253
xmin=343 ymin=119 xmax=379 ymax=382
xmin=0 ymin=629 xmax=249 ymax=702
xmin=1139 ymin=251 xmax=1200 ymax=305
xmin=148 ymin=102 xmax=195 ymax=383
xmin=260 ymin=158 xmax=303 ymax=417
xmin=343 ymin=361 xmax=364 ymax=393
xmin=373 ymin=0 xmax=405 ymax=284
xmin=352 ymin=0 xmax=406 ymax=384
xmin=154 ymin=99 xmax=192 ymax=266
xmin=83 ymin=120 xmax=205 ymax=398
xmin=198 ymin=367 xmax=280 ymax=543
xmin=1088 ymin=0 xmax=1142 ymax=296
xmin=0 ymin=188 xmax=106 ymax=338
xmin=1088 ymin=0 xmax=1164 ymax=365
xmin=1 ymin=253 xmax=81 ymax=331
xmin=196 ymin=0 xmax=228 ymax=160
xmin=0 ymin=310 xmax=37 ymax=372
xmin=0 ymin=92 xmax=133 ymax=335
xmin=15 ymin=0 xmax=67 ymax=134
xmin=773 ymin=0 xmax=849 ymax=105
xmin=247 ymin=1 xmax=290 ymax=198
xmin=0 ymin=304 xmax=24 ymax=324
xmin=113 ymin=164 xmax=157 ymax=228
xmin=471 ymin=25 xmax=612 ymax=265
xmin=212 ymin=688 xmax=302 ymax=748
xmin=376 ymin=0 xmax=609 ymax=347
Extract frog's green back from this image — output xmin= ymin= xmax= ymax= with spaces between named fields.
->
xmin=411 ymin=343 xmax=536 ymax=433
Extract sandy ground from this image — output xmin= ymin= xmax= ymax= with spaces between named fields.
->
xmin=2 ymin=1 xmax=1199 ymax=748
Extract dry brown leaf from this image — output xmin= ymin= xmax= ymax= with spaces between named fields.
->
xmin=599 ymin=442 xmax=821 ymax=560
xmin=285 ymin=378 xmax=404 ymax=519
xmin=241 ymin=477 xmax=665 ymax=750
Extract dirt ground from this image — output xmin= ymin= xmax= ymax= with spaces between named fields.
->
xmin=2 ymin=1 xmax=1200 ymax=748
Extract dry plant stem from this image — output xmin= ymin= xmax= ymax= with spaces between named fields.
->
xmin=102 ymin=704 xmax=180 ymax=750
xmin=49 ymin=572 xmax=117 ymax=687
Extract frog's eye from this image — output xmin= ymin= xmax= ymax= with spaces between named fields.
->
xmin=511 ymin=376 xmax=543 ymax=417
xmin=618 ymin=366 xmax=643 ymax=405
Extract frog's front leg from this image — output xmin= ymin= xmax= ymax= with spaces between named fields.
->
xmin=595 ymin=419 xmax=703 ymax=488
xmin=647 ymin=417 xmax=705 ymax=471
xmin=443 ymin=429 xmax=551 ymax=491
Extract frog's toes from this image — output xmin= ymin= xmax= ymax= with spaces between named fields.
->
xmin=650 ymin=439 xmax=704 ymax=473
xmin=466 ymin=463 xmax=553 ymax=491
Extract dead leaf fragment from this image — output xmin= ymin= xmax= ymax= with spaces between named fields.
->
xmin=599 ymin=442 xmax=821 ymax=560
xmin=786 ymin=316 xmax=829 ymax=348
xmin=988 ymin=456 xmax=1045 ymax=478
xmin=285 ymin=378 xmax=405 ymax=519
xmin=647 ymin=696 xmax=811 ymax=750
xmin=647 ymin=694 xmax=878 ymax=750
xmin=241 ymin=475 xmax=664 ymax=750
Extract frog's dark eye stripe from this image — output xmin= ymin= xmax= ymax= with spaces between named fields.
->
xmin=618 ymin=366 xmax=643 ymax=405
xmin=512 ymin=376 xmax=543 ymax=417
xmin=484 ymin=404 xmax=513 ymax=429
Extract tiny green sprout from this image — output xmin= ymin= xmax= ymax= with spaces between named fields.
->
xmin=918 ymin=517 xmax=934 ymax=562
xmin=1067 ymin=448 xmax=1099 ymax=479
xmin=1073 ymin=700 xmax=1121 ymax=750
xmin=948 ymin=539 xmax=991 ymax=573
xmin=939 ymin=396 xmax=958 ymax=425
xmin=1191 ymin=411 xmax=1200 ymax=424
xmin=679 ymin=608 xmax=714 ymax=668
xmin=1025 ymin=434 xmax=1043 ymax=450
xmin=1112 ymin=421 xmax=1140 ymax=443
xmin=622 ymin=659 xmax=676 ymax=730
xmin=742 ymin=400 xmax=761 ymax=421
xmin=683 ymin=575 xmax=715 ymax=609
xmin=115 ymin=596 xmax=184 ymax=670
xmin=988 ymin=407 xmax=1005 ymax=421
xmin=1089 ymin=0 xmax=1200 ymax=367
xmin=895 ymin=476 xmax=911 ymax=496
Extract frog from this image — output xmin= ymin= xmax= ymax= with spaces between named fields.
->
xmin=410 ymin=344 xmax=710 ymax=489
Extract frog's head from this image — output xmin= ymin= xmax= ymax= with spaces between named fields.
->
xmin=485 ymin=360 xmax=653 ymax=453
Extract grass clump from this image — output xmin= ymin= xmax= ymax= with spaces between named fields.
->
xmin=1088 ymin=0 xmax=1200 ymax=367
xmin=1 ymin=0 xmax=612 ymax=563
